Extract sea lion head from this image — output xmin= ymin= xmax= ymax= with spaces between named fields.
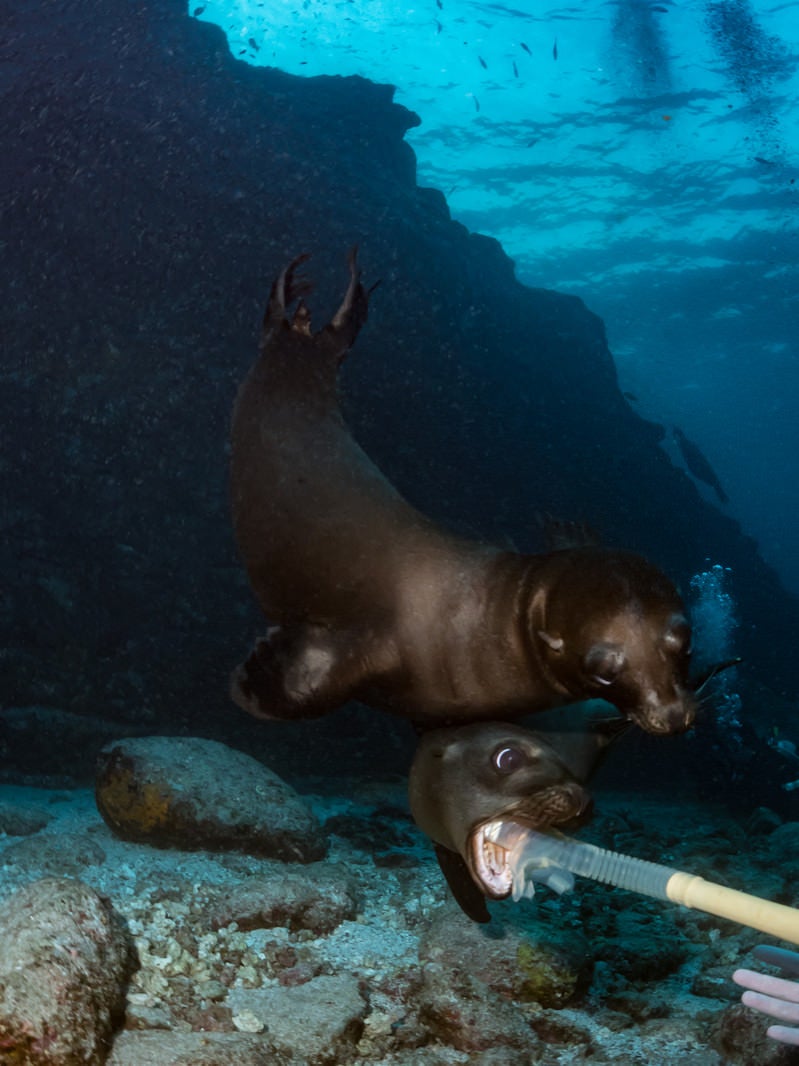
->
xmin=533 ymin=549 xmax=695 ymax=736
xmin=409 ymin=721 xmax=592 ymax=904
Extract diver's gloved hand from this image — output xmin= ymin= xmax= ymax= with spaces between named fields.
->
xmin=733 ymin=945 xmax=799 ymax=1045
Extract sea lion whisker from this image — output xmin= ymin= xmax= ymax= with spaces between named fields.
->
xmin=692 ymin=656 xmax=743 ymax=695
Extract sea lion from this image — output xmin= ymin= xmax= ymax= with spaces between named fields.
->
xmin=673 ymin=426 xmax=729 ymax=504
xmin=230 ymin=250 xmax=696 ymax=736
xmin=408 ymin=703 xmax=629 ymax=922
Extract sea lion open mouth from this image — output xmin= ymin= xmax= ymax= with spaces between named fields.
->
xmin=471 ymin=819 xmax=515 ymax=899
xmin=468 ymin=785 xmax=590 ymax=899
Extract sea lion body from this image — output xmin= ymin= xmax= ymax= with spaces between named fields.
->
xmin=231 ymin=252 xmax=695 ymax=735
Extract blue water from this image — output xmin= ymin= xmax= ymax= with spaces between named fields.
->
xmin=195 ymin=0 xmax=799 ymax=593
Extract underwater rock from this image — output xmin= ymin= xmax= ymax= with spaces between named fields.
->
xmin=765 ymin=821 xmax=799 ymax=853
xmin=207 ymin=863 xmax=360 ymax=934
xmin=0 ymin=877 xmax=135 ymax=1066
xmin=1 ymin=830 xmax=106 ymax=878
xmin=0 ymin=799 xmax=51 ymax=836
xmin=0 ymin=707 xmax=146 ymax=787
xmin=596 ymin=908 xmax=689 ymax=983
xmin=417 ymin=962 xmax=538 ymax=1057
xmin=712 ymin=1002 xmax=799 ymax=1065
xmin=106 ymin=1030 xmax=284 ymax=1065
xmin=226 ymin=975 xmax=367 ymax=1064
xmin=95 ymin=736 xmax=326 ymax=862
xmin=419 ymin=905 xmax=592 ymax=1008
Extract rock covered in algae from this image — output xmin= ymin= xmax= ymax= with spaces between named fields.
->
xmin=95 ymin=736 xmax=326 ymax=862
xmin=419 ymin=904 xmax=592 ymax=1008
xmin=0 ymin=877 xmax=135 ymax=1065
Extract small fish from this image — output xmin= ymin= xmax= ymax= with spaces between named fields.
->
xmin=513 ymin=60 xmax=519 ymax=78
xmin=651 ymin=4 xmax=669 ymax=11
xmin=478 ymin=55 xmax=487 ymax=69
xmin=622 ymin=391 xmax=639 ymax=403
xmin=238 ymin=49 xmax=247 ymax=55
xmin=435 ymin=19 xmax=442 ymax=33
xmin=473 ymin=95 xmax=480 ymax=112
xmin=436 ymin=0 xmax=443 ymax=8
xmin=248 ymin=37 xmax=260 ymax=51
xmin=552 ymin=37 xmax=558 ymax=60
xmin=754 ymin=156 xmax=774 ymax=166
xmin=662 ymin=114 xmax=672 ymax=121
xmin=520 ymin=41 xmax=532 ymax=55
xmin=192 ymin=4 xmax=206 ymax=15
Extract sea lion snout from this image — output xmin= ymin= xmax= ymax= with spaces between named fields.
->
xmin=627 ymin=688 xmax=696 ymax=735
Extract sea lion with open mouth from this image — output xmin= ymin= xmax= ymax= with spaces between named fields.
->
xmin=408 ymin=703 xmax=629 ymax=922
xmin=230 ymin=250 xmax=696 ymax=736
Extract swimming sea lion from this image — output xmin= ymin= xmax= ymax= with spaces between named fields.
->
xmin=408 ymin=703 xmax=629 ymax=922
xmin=230 ymin=250 xmax=696 ymax=736
xmin=673 ymin=426 xmax=729 ymax=505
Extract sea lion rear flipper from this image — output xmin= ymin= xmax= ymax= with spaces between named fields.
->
xmin=434 ymin=844 xmax=491 ymax=924
xmin=326 ymin=246 xmax=374 ymax=352
xmin=259 ymin=248 xmax=374 ymax=366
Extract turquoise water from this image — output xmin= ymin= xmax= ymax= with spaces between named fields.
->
xmin=195 ymin=0 xmax=799 ymax=594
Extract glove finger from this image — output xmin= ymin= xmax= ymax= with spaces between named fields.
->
xmin=741 ymin=990 xmax=799 ymax=1024
xmin=734 ymin=968 xmax=799 ymax=1004
xmin=767 ymin=1025 xmax=799 ymax=1046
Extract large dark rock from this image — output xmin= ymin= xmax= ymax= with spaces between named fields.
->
xmin=2 ymin=0 xmax=797 ymax=781
xmin=95 ymin=736 xmax=327 ymax=860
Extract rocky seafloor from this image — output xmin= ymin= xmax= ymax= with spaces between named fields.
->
xmin=1 ymin=735 xmax=798 ymax=1066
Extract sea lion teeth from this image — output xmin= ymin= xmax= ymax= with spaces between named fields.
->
xmin=230 ymin=251 xmax=695 ymax=735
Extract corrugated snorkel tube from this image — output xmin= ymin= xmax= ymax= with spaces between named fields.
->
xmin=488 ymin=821 xmax=799 ymax=945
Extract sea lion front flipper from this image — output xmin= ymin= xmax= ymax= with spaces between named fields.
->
xmin=230 ymin=623 xmax=394 ymax=721
xmin=433 ymin=843 xmax=491 ymax=924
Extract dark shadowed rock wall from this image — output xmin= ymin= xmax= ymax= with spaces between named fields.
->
xmin=1 ymin=0 xmax=796 ymax=782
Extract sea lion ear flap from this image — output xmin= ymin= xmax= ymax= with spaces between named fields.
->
xmin=538 ymin=631 xmax=565 ymax=653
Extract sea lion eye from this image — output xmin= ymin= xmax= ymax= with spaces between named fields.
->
xmin=493 ymin=746 xmax=527 ymax=774
xmin=585 ymin=644 xmax=626 ymax=687
xmin=663 ymin=615 xmax=691 ymax=654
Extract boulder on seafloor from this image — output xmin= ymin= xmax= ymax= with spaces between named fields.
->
xmin=711 ymin=1002 xmax=799 ymax=1065
xmin=0 ymin=706 xmax=148 ymax=786
xmin=95 ymin=736 xmax=326 ymax=862
xmin=417 ymin=962 xmax=539 ymax=1058
xmin=106 ymin=1030 xmax=287 ymax=1065
xmin=419 ymin=904 xmax=593 ymax=1008
xmin=0 ymin=799 xmax=52 ymax=836
xmin=0 ymin=877 xmax=136 ymax=1066
xmin=206 ymin=862 xmax=360 ymax=934
xmin=2 ymin=830 xmax=106 ymax=878
xmin=226 ymin=975 xmax=368 ymax=1064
